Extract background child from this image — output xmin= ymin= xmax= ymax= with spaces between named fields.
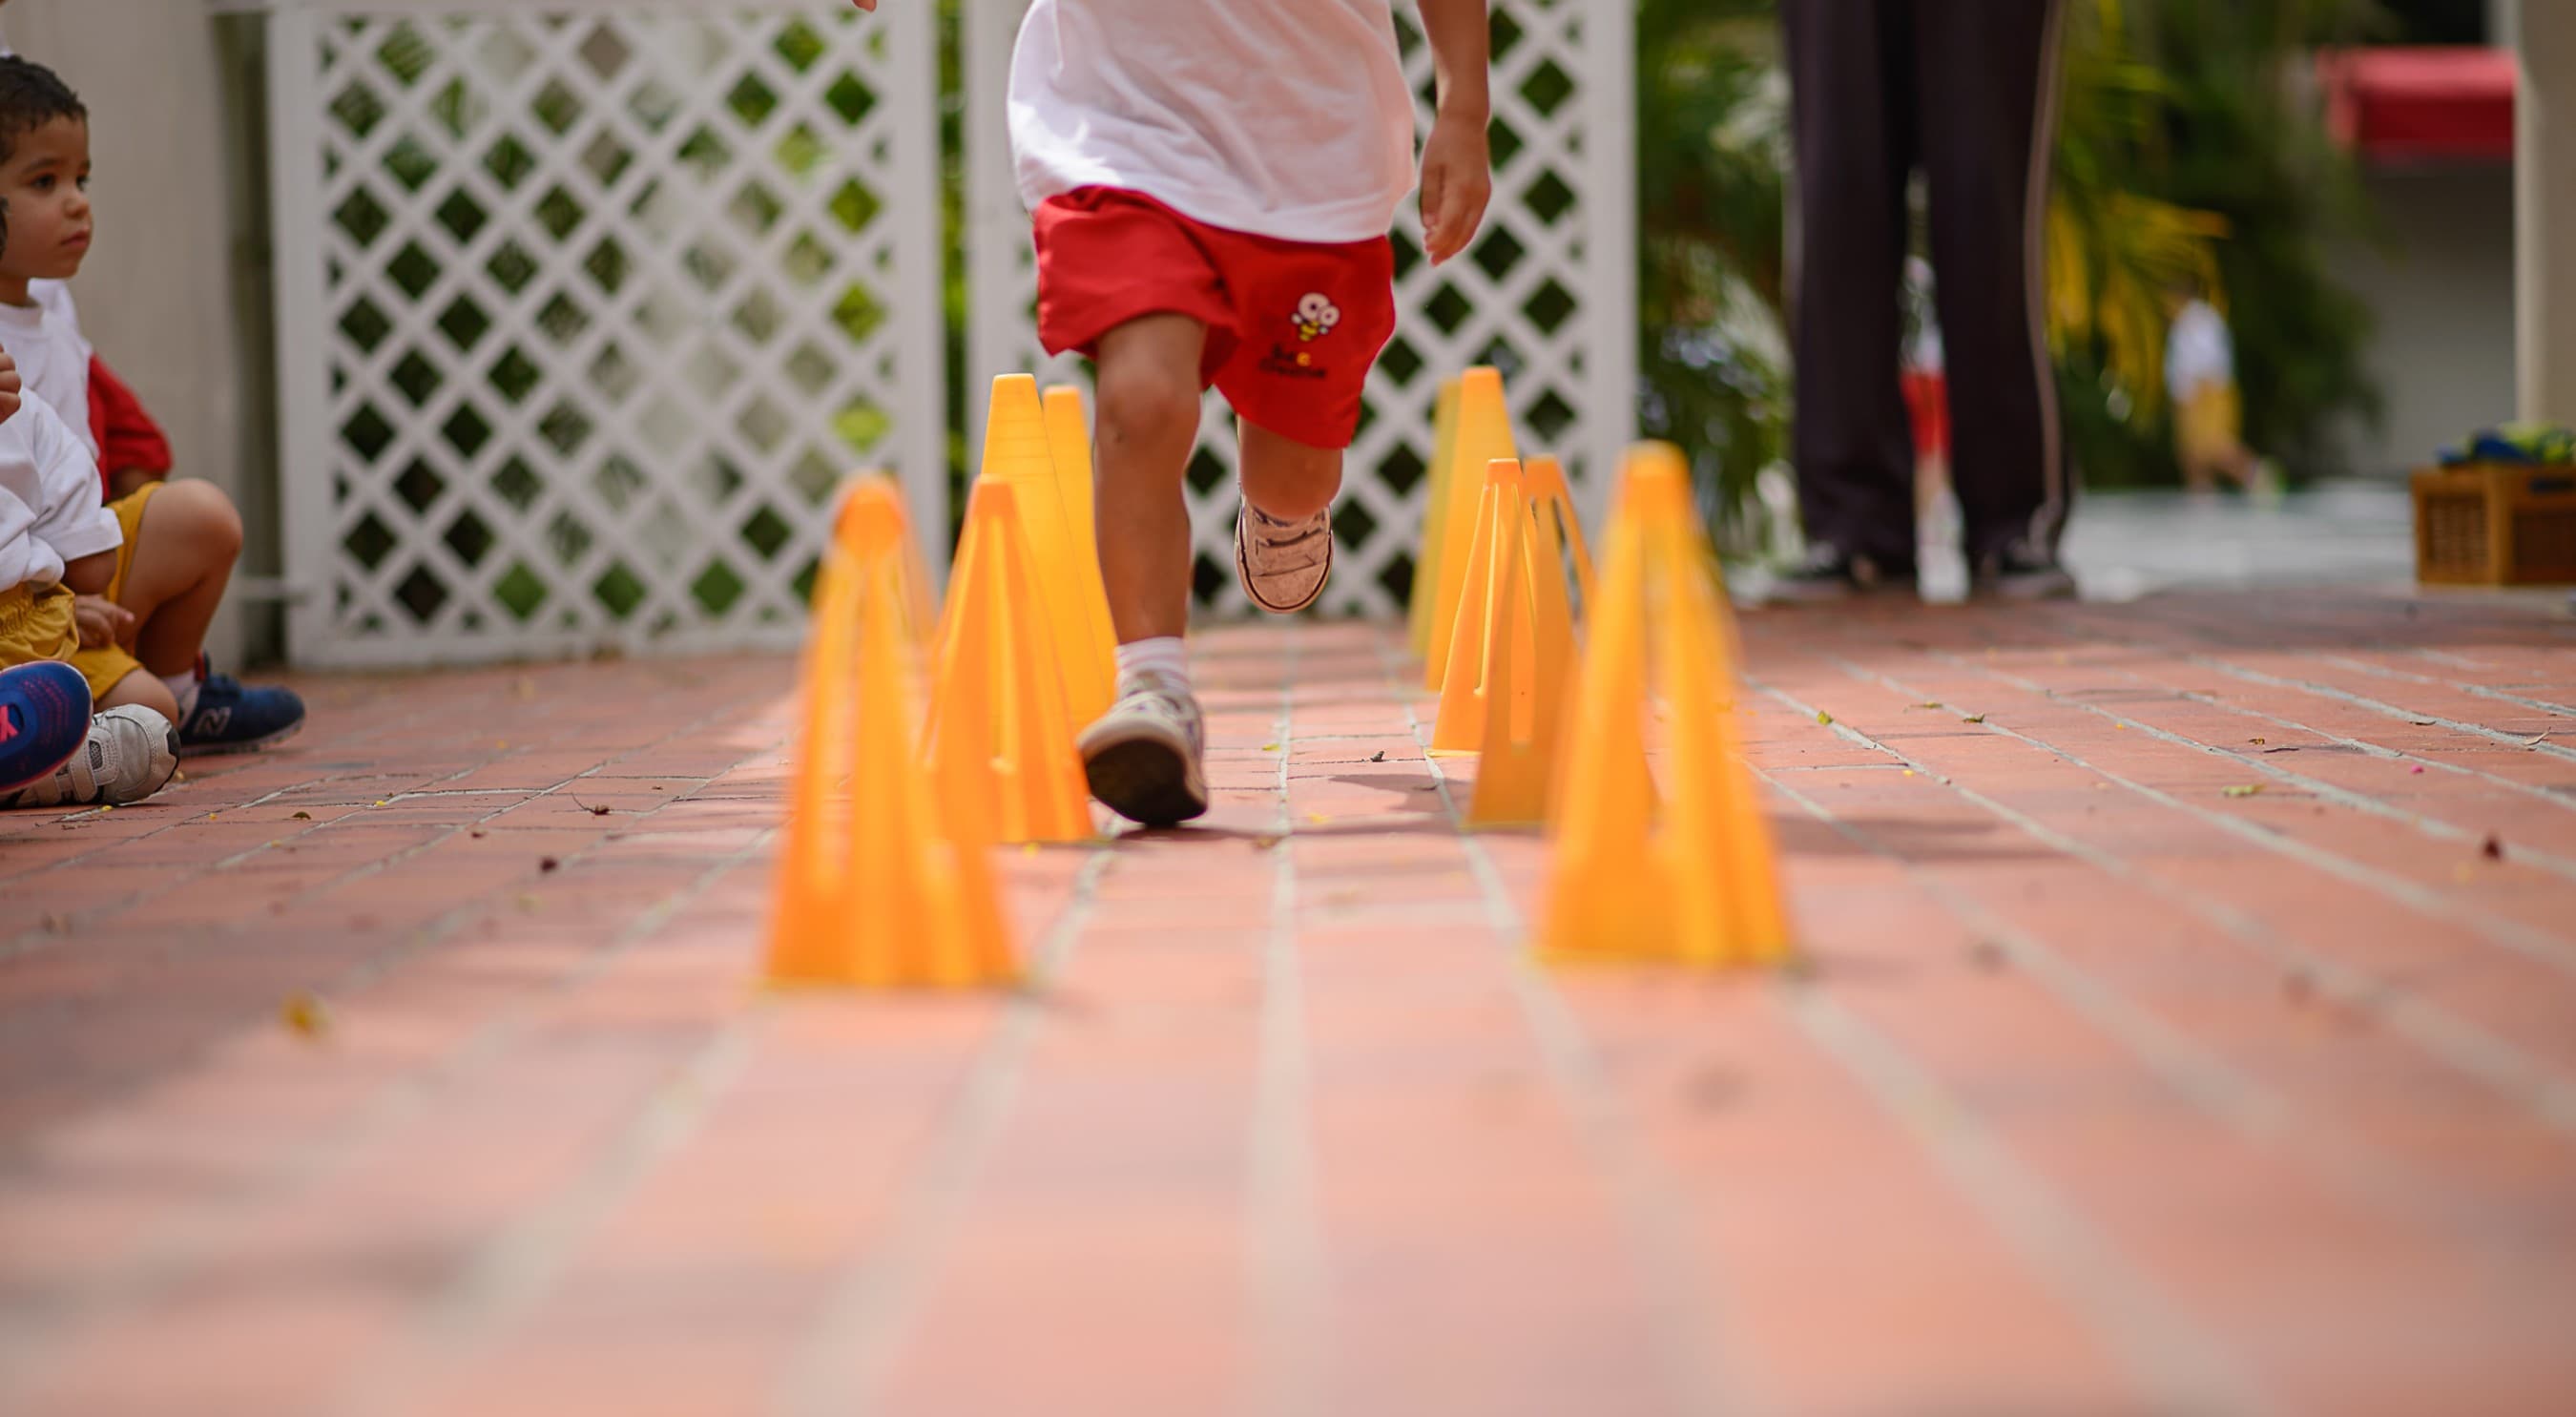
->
xmin=2164 ymin=286 xmax=2279 ymax=497
xmin=0 ymin=55 xmax=304 ymax=756
xmin=957 ymin=0 xmax=1491 ymax=826
xmin=0 ymin=335 xmax=176 ymax=809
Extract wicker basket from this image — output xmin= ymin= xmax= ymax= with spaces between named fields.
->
xmin=2412 ymin=462 xmax=2576 ymax=586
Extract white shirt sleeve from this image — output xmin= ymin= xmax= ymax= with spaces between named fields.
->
xmin=22 ymin=398 xmax=119 ymax=565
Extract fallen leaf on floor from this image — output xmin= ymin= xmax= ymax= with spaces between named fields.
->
xmin=280 ymin=993 xmax=331 ymax=1039
xmin=1261 ymin=742 xmax=1280 ymax=752
xmin=539 ymin=857 xmax=561 ymax=873
xmin=517 ymin=893 xmax=543 ymax=912
xmin=2223 ymin=784 xmax=2263 ymax=798
xmin=589 ymin=804 xmax=611 ymax=817
xmin=1816 ymin=710 xmax=1834 ymax=726
xmin=1961 ymin=714 xmax=1986 ymax=724
xmin=1909 ymin=701 xmax=1942 ymax=711
xmin=2410 ymin=765 xmax=2425 ymax=775
xmin=374 ymin=800 xmax=388 ymax=807
xmin=2482 ymin=834 xmax=2504 ymax=861
xmin=1901 ymin=769 xmax=1916 ymax=778
xmin=205 ymin=813 xmax=219 ymax=821
xmin=469 ymin=828 xmax=488 ymax=839
xmin=652 ymin=784 xmax=664 ymax=791
xmin=291 ymin=810 xmax=312 ymax=821
xmin=2412 ymin=719 xmax=2437 ymax=726
xmin=1370 ymin=750 xmax=1386 ymax=762
xmin=38 ymin=912 xmax=67 ymax=933
xmin=2248 ymin=738 xmax=2267 ymax=746
xmin=2526 ymin=733 xmax=2550 ymax=748
xmin=1307 ymin=812 xmax=1332 ymax=825
xmin=1254 ymin=835 xmax=1283 ymax=850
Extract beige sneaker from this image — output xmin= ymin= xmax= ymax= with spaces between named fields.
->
xmin=1076 ymin=671 xmax=1209 ymax=827
xmin=0 ymin=705 xmax=179 ymax=809
xmin=1235 ymin=499 xmax=1333 ymax=614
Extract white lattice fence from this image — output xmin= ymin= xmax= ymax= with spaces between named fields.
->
xmin=966 ymin=0 xmax=1635 ymax=618
xmin=267 ymin=1 xmax=945 ymax=667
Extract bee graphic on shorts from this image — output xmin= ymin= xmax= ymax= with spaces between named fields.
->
xmin=1293 ymin=293 xmax=1342 ymax=343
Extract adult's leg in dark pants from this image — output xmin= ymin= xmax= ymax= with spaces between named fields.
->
xmin=1782 ymin=0 xmax=1921 ymax=568
xmin=1914 ymin=0 xmax=2071 ymax=564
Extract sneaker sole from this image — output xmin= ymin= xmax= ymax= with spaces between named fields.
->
xmin=1079 ymin=732 xmax=1210 ymax=828
xmin=178 ymin=718 xmax=306 ymax=760
xmin=1236 ymin=510 xmax=1332 ymax=615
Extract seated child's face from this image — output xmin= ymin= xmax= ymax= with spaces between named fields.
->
xmin=0 ymin=116 xmax=90 ymax=282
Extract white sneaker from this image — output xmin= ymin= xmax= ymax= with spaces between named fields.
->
xmin=0 ymin=705 xmax=179 ymax=809
xmin=1075 ymin=671 xmax=1209 ymax=826
xmin=1235 ymin=498 xmax=1333 ymax=614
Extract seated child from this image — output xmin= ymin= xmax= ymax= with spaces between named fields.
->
xmin=0 ymin=341 xmax=176 ymax=808
xmin=0 ymin=55 xmax=305 ymax=755
xmin=910 ymin=0 xmax=1491 ymax=826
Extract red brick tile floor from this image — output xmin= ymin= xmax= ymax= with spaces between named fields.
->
xmin=3 ymin=588 xmax=2574 ymax=1417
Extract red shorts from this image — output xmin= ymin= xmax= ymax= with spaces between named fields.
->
xmin=1033 ymin=187 xmax=1397 ymax=449
xmin=1901 ymin=368 xmax=1950 ymax=458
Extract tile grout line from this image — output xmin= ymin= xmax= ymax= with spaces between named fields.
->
xmin=0 ymin=821 xmax=787 ymax=1406
xmin=1377 ymin=634 xmax=1746 ymax=1417
xmin=1751 ymin=754 xmax=2565 ymax=1290
xmin=1810 ymin=655 xmax=2576 ymax=976
xmin=1246 ymin=623 xmax=1327 ymax=1417
xmin=773 ymin=842 xmax=1121 ymax=1417
xmin=1907 ymin=646 xmax=2576 ymax=884
xmin=1759 ymin=672 xmax=2576 ymax=1140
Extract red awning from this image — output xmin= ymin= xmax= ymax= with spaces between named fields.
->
xmin=2318 ymin=46 xmax=2516 ymax=164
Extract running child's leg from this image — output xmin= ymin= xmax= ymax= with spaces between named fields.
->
xmin=1092 ymin=313 xmax=1209 ymax=645
xmin=1235 ymin=420 xmax=1340 ymax=615
xmin=1079 ymin=311 xmax=1215 ymax=828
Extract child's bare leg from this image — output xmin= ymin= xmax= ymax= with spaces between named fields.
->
xmin=1092 ymin=314 xmax=1209 ymax=646
xmin=116 ymin=482 xmax=242 ymax=678
xmin=1239 ymin=421 xmax=1342 ymax=520
xmin=97 ymin=668 xmax=180 ymax=722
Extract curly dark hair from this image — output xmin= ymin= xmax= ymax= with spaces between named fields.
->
xmin=0 ymin=57 xmax=86 ymax=168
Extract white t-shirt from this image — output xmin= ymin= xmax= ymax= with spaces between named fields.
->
xmin=0 ymin=396 xmax=116 ymax=593
xmin=1008 ymin=0 xmax=1418 ymax=242
xmin=2165 ymin=299 xmax=2233 ymax=397
xmin=0 ymin=281 xmax=96 ymax=461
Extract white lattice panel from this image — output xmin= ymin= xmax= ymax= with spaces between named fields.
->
xmin=965 ymin=0 xmax=1635 ymax=618
xmin=267 ymin=2 xmax=944 ymax=667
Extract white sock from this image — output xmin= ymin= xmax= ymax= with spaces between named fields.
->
xmin=160 ymin=672 xmax=201 ymax=721
xmin=1114 ymin=636 xmax=1190 ymax=691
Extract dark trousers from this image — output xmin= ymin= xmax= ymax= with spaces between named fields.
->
xmin=1782 ymin=0 xmax=2070 ymax=566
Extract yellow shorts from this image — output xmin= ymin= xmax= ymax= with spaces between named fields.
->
xmin=2176 ymin=383 xmax=2242 ymax=468
xmin=0 ymin=579 xmax=78 ymax=669
xmin=66 ymin=480 xmax=162 ymax=702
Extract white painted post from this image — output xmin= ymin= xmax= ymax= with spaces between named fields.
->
xmin=2517 ymin=3 xmax=2576 ymax=423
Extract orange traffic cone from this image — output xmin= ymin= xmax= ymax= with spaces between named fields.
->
xmin=1430 ymin=458 xmax=1520 ymax=755
xmin=1423 ymin=368 xmax=1519 ymax=690
xmin=980 ymin=375 xmax=1113 ymax=726
xmin=1522 ymin=454 xmax=1598 ymax=613
xmin=1536 ymin=444 xmax=1791 ymax=966
xmin=765 ymin=479 xmax=1016 ymax=988
xmin=927 ymin=478 xmax=1095 ymax=844
xmin=1406 ymin=376 xmax=1465 ymax=660
xmin=1043 ymin=384 xmax=1117 ymax=720
xmin=1464 ymin=484 xmax=1578 ymax=827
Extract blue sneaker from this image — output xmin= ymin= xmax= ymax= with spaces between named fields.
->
xmin=0 ymin=662 xmax=93 ymax=794
xmin=177 ymin=658 xmax=306 ymax=758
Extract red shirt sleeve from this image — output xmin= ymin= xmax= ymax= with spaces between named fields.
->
xmin=87 ymin=354 xmax=176 ymax=494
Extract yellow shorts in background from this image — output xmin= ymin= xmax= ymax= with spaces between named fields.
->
xmin=0 ymin=579 xmax=78 ymax=669
xmin=67 ymin=481 xmax=162 ymax=702
xmin=2176 ymin=382 xmax=2243 ymax=468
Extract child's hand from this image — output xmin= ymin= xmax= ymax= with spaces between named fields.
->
xmin=73 ymin=594 xmax=135 ymax=651
xmin=0 ymin=351 xmax=19 ymax=425
xmin=1419 ymin=115 xmax=1491 ymax=265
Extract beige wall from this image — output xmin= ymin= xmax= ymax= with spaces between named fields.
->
xmin=2 ymin=1 xmax=249 ymax=666
xmin=2330 ymin=166 xmax=2520 ymax=477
